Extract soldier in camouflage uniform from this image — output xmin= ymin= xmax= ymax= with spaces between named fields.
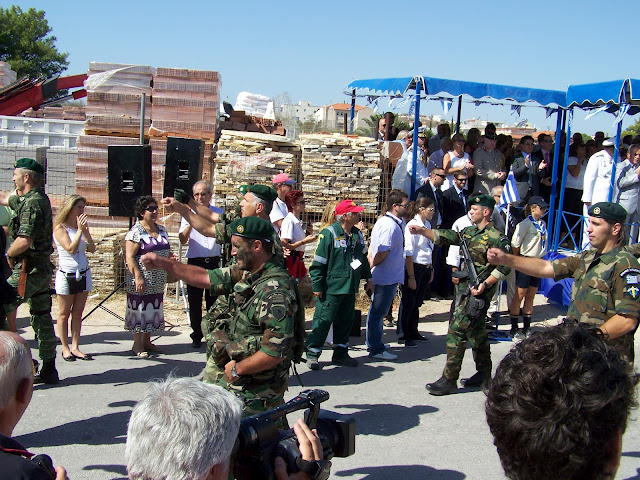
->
xmin=0 ymin=158 xmax=59 ymax=384
xmin=161 ymin=184 xmax=284 ymax=363
xmin=409 ymin=193 xmax=511 ymax=395
xmin=141 ymin=216 xmax=303 ymax=416
xmin=489 ymin=201 xmax=640 ymax=363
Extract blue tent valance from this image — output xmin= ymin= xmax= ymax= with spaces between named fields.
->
xmin=344 ymin=75 xmax=566 ymax=107
xmin=566 ymin=78 xmax=640 ymax=115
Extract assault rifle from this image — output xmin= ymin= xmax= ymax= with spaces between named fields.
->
xmin=451 ymin=229 xmax=486 ymax=321
xmin=452 ymin=230 xmax=480 ymax=288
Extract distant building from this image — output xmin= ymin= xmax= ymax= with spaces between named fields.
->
xmin=314 ymin=103 xmax=374 ymax=131
xmin=277 ymin=100 xmax=319 ymax=122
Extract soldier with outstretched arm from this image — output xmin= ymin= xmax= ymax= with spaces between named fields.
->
xmin=408 ymin=193 xmax=511 ymax=395
xmin=141 ymin=216 xmax=304 ymax=416
xmin=487 ymin=201 xmax=640 ymax=362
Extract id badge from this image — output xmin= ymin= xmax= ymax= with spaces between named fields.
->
xmin=350 ymin=259 xmax=362 ymax=270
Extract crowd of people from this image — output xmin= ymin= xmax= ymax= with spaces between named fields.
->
xmin=1 ymin=129 xmax=640 ymax=478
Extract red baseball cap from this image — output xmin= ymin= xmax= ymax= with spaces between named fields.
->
xmin=335 ymin=199 xmax=364 ymax=215
xmin=272 ymin=173 xmax=296 ymax=185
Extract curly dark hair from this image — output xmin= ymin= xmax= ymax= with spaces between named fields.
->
xmin=133 ymin=195 xmax=157 ymax=220
xmin=486 ymin=321 xmax=638 ymax=480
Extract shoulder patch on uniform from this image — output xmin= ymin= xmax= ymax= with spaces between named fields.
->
xmin=620 ymin=268 xmax=640 ymax=278
xmin=271 ymin=304 xmax=286 ymax=321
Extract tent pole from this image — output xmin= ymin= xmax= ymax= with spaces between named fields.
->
xmin=455 ymin=95 xmax=462 ymax=133
xmin=410 ymin=82 xmax=422 ymax=198
xmin=547 ymin=108 xmax=564 ymax=249
xmin=608 ymin=121 xmax=623 ymax=201
xmin=349 ymin=89 xmax=356 ymax=135
xmin=553 ymin=108 xmax=573 ymax=251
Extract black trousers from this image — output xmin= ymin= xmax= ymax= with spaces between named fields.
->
xmin=186 ymin=256 xmax=219 ymax=341
xmin=397 ymin=263 xmax=432 ymax=340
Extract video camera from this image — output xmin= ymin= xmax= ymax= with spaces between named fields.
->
xmin=233 ymin=389 xmax=355 ymax=480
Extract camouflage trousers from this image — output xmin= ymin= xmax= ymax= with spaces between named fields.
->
xmin=443 ymin=294 xmax=491 ymax=381
xmin=6 ymin=261 xmax=56 ymax=361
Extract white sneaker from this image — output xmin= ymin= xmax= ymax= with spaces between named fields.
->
xmin=369 ymin=351 xmax=397 ymax=360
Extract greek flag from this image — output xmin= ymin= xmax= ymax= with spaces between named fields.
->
xmin=499 ymin=170 xmax=520 ymax=208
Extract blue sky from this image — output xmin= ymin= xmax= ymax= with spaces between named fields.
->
xmin=4 ymin=0 xmax=640 ymax=136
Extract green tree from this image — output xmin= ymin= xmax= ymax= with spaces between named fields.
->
xmin=0 ymin=6 xmax=69 ymax=79
xmin=623 ymin=117 xmax=640 ymax=138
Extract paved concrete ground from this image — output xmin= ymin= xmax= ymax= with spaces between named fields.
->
xmin=11 ymin=293 xmax=640 ymax=480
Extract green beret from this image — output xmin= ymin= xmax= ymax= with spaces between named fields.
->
xmin=588 ymin=202 xmax=627 ymax=223
xmin=467 ymin=193 xmax=496 ymax=209
xmin=238 ymin=184 xmax=277 ymax=203
xmin=229 ymin=216 xmax=274 ymax=241
xmin=15 ymin=158 xmax=44 ymax=174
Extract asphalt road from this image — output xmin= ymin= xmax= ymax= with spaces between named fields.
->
xmin=12 ymin=293 xmax=640 ymax=480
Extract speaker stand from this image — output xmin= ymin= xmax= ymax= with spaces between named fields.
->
xmin=82 ymin=281 xmax=125 ymax=322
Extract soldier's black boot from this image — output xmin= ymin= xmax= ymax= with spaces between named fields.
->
xmin=461 ymin=371 xmax=491 ymax=388
xmin=34 ymin=360 xmax=59 ymax=384
xmin=426 ymin=376 xmax=457 ymax=396
xmin=510 ymin=316 xmax=519 ymax=337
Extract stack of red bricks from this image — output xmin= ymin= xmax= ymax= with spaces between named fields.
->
xmin=220 ymin=110 xmax=286 ymax=135
xmin=149 ymin=67 xmax=220 ymax=141
xmin=84 ymin=62 xmax=154 ymax=136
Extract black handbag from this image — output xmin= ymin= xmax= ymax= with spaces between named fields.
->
xmin=65 ymin=271 xmax=87 ymax=294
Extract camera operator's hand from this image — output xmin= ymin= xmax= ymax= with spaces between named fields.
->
xmin=55 ymin=465 xmax=69 ymax=480
xmin=274 ymin=419 xmax=328 ymax=480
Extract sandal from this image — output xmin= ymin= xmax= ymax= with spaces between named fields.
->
xmin=62 ymin=354 xmax=76 ymax=362
xmin=131 ymin=350 xmax=149 ymax=358
xmin=72 ymin=353 xmax=94 ymax=361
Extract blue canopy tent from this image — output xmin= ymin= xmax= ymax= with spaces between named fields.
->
xmin=552 ymin=79 xmax=640 ymax=251
xmin=343 ymin=75 xmax=566 ymax=232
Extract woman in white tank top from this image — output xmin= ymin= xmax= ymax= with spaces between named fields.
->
xmin=442 ymin=132 xmax=474 ymax=190
xmin=53 ymin=195 xmax=96 ymax=361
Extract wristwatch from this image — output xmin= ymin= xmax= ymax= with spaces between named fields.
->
xmin=482 ymin=281 xmax=489 ymax=289
xmin=230 ymin=361 xmax=240 ymax=380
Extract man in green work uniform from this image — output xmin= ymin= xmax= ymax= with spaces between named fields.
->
xmin=141 ymin=216 xmax=303 ymax=416
xmin=488 ymin=201 xmax=640 ymax=363
xmin=409 ymin=193 xmax=511 ymax=395
xmin=306 ymin=199 xmax=373 ymax=370
xmin=0 ymin=158 xmax=58 ymax=384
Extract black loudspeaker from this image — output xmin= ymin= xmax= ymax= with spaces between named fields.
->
xmin=163 ymin=137 xmax=204 ymax=198
xmin=108 ymin=145 xmax=152 ymax=217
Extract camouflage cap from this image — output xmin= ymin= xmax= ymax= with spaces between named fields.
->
xmin=15 ymin=158 xmax=44 ymax=174
xmin=238 ymin=184 xmax=277 ymax=203
xmin=588 ymin=202 xmax=628 ymax=223
xmin=468 ymin=193 xmax=496 ymax=209
xmin=229 ymin=216 xmax=273 ymax=241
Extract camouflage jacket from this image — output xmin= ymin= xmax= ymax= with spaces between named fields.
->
xmin=8 ymin=188 xmax=53 ymax=265
xmin=552 ymin=246 xmax=640 ymax=359
xmin=434 ymin=222 xmax=511 ymax=297
xmin=208 ymin=260 xmax=299 ymax=395
xmin=309 ymin=221 xmax=371 ymax=295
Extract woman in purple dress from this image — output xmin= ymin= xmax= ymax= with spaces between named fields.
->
xmin=124 ymin=196 xmax=171 ymax=357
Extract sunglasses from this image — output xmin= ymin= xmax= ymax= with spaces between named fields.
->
xmin=433 ymin=173 xmax=446 ymax=179
xmin=145 ymin=205 xmax=158 ymax=212
xmin=455 ymin=178 xmax=468 ymax=182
